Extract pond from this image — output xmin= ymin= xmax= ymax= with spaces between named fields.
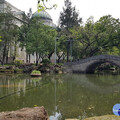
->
xmin=0 ymin=74 xmax=120 ymax=119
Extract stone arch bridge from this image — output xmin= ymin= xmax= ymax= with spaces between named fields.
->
xmin=64 ymin=55 xmax=120 ymax=73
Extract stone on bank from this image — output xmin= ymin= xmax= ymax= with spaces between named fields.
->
xmin=0 ymin=106 xmax=48 ymax=120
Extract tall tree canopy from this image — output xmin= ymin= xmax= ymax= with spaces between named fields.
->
xmin=19 ymin=17 xmax=57 ymax=65
xmin=59 ymin=0 xmax=82 ymax=61
xmin=59 ymin=0 xmax=82 ymax=30
xmin=70 ymin=15 xmax=120 ymax=59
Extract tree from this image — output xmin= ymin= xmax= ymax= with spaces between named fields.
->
xmin=56 ymin=33 xmax=68 ymax=63
xmin=70 ymin=15 xmax=120 ymax=59
xmin=19 ymin=17 xmax=57 ymax=66
xmin=59 ymin=0 xmax=82 ymax=30
xmin=0 ymin=7 xmax=19 ymax=64
xmin=59 ymin=0 xmax=82 ymax=61
xmin=70 ymin=17 xmax=97 ymax=59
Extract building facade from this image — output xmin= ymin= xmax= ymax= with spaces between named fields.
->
xmin=0 ymin=0 xmax=56 ymax=64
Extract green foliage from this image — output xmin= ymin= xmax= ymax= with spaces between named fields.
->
xmin=14 ymin=68 xmax=23 ymax=73
xmin=31 ymin=70 xmax=41 ymax=74
xmin=0 ymin=36 xmax=2 ymax=42
xmin=107 ymin=46 xmax=120 ymax=55
xmin=57 ymin=63 xmax=64 ymax=66
xmin=42 ymin=59 xmax=51 ymax=65
xmin=59 ymin=0 xmax=82 ymax=30
xmin=0 ymin=8 xmax=20 ymax=64
xmin=19 ymin=17 xmax=57 ymax=65
xmin=37 ymin=0 xmax=57 ymax=12
xmin=14 ymin=60 xmax=23 ymax=66
xmin=70 ymin=15 xmax=120 ymax=59
xmin=59 ymin=0 xmax=82 ymax=61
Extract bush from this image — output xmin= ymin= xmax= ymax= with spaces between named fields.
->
xmin=57 ymin=63 xmax=64 ymax=66
xmin=42 ymin=59 xmax=51 ymax=65
xmin=14 ymin=60 xmax=23 ymax=66
xmin=14 ymin=69 xmax=23 ymax=73
xmin=31 ymin=70 xmax=41 ymax=74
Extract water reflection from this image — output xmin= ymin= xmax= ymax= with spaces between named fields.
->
xmin=63 ymin=74 xmax=120 ymax=94
xmin=49 ymin=79 xmax=62 ymax=120
xmin=0 ymin=74 xmax=42 ymax=99
xmin=0 ymin=74 xmax=120 ymax=119
xmin=49 ymin=112 xmax=62 ymax=120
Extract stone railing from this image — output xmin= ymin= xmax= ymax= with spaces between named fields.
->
xmin=65 ymin=55 xmax=120 ymax=65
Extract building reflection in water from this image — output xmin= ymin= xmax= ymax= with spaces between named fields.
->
xmin=0 ymin=75 xmax=42 ymax=99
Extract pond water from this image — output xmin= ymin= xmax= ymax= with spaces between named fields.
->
xmin=0 ymin=74 xmax=120 ymax=119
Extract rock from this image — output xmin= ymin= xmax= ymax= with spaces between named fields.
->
xmin=46 ymin=68 xmax=50 ymax=72
xmin=19 ymin=64 xmax=38 ymax=73
xmin=0 ymin=106 xmax=48 ymax=120
xmin=38 ymin=65 xmax=50 ymax=73
xmin=58 ymin=70 xmax=63 ymax=74
xmin=85 ymin=115 xmax=120 ymax=120
xmin=0 ymin=69 xmax=14 ymax=73
xmin=54 ymin=67 xmax=61 ymax=73
xmin=14 ymin=69 xmax=23 ymax=73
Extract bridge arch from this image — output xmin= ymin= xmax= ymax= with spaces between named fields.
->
xmin=65 ymin=55 xmax=120 ymax=74
xmin=85 ymin=60 xmax=119 ymax=74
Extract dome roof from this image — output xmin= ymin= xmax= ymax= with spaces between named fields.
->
xmin=32 ymin=10 xmax=52 ymax=20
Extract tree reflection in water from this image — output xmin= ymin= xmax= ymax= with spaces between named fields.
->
xmin=0 ymin=74 xmax=120 ymax=119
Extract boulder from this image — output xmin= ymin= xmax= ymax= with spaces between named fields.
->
xmin=38 ymin=65 xmax=50 ymax=73
xmin=0 ymin=106 xmax=48 ymax=120
xmin=19 ymin=64 xmax=38 ymax=73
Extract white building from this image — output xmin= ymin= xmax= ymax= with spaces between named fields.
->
xmin=0 ymin=0 xmax=56 ymax=64
xmin=0 ymin=0 xmax=27 ymax=63
xmin=0 ymin=0 xmax=26 ymax=27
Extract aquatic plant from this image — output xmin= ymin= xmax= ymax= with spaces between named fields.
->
xmin=31 ymin=70 xmax=41 ymax=74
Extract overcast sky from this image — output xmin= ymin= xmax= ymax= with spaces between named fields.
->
xmin=7 ymin=0 xmax=120 ymax=25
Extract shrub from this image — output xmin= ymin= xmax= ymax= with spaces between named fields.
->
xmin=57 ymin=63 xmax=64 ymax=66
xmin=31 ymin=70 xmax=41 ymax=74
xmin=42 ymin=59 xmax=51 ymax=65
xmin=14 ymin=60 xmax=23 ymax=66
xmin=14 ymin=69 xmax=23 ymax=73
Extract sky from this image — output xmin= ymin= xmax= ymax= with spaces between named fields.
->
xmin=7 ymin=0 xmax=120 ymax=25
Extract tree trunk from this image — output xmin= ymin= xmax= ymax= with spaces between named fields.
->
xmin=13 ymin=38 xmax=17 ymax=62
xmin=36 ymin=53 xmax=38 ymax=66
xmin=57 ymin=53 xmax=64 ymax=63
xmin=63 ymin=53 xmax=66 ymax=61
xmin=29 ymin=54 xmax=31 ymax=63
xmin=2 ymin=44 xmax=7 ymax=65
xmin=48 ymin=51 xmax=54 ymax=60
xmin=26 ymin=54 xmax=28 ymax=63
xmin=6 ymin=43 xmax=10 ymax=64
xmin=6 ymin=50 xmax=9 ymax=64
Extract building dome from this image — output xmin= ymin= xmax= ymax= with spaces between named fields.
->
xmin=32 ymin=10 xmax=52 ymax=21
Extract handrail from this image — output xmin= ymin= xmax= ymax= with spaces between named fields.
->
xmin=65 ymin=55 xmax=120 ymax=65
